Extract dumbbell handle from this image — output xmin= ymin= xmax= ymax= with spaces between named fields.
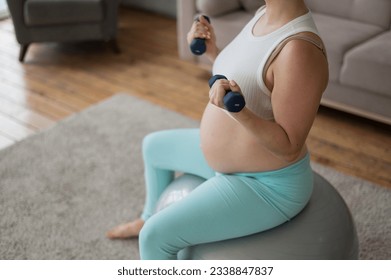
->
xmin=190 ymin=15 xmax=210 ymax=56
xmin=208 ymin=75 xmax=246 ymax=113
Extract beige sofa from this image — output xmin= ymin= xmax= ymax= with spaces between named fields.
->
xmin=177 ymin=0 xmax=391 ymax=125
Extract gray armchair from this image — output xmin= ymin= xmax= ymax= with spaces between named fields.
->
xmin=6 ymin=0 xmax=121 ymax=62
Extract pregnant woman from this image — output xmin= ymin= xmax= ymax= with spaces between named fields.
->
xmin=107 ymin=0 xmax=328 ymax=260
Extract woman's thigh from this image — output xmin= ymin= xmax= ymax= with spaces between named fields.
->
xmin=139 ymin=174 xmax=288 ymax=259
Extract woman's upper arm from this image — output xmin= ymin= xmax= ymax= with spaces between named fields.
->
xmin=270 ymin=39 xmax=329 ymax=150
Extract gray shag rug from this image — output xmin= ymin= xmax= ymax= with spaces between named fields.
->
xmin=0 ymin=94 xmax=390 ymax=260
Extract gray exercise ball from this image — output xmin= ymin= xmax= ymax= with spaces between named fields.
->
xmin=155 ymin=173 xmax=359 ymax=260
xmin=154 ymin=174 xmax=206 ymax=213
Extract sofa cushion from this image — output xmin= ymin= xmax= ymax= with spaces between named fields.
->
xmin=196 ymin=0 xmax=241 ymax=17
xmin=212 ymin=11 xmax=255 ymax=48
xmin=24 ymin=0 xmax=104 ymax=27
xmin=239 ymin=0 xmax=265 ymax=12
xmin=340 ymin=31 xmax=391 ymax=98
xmin=305 ymin=0 xmax=391 ymax=29
xmin=312 ymin=13 xmax=384 ymax=82
xmin=196 ymin=0 xmax=265 ymax=17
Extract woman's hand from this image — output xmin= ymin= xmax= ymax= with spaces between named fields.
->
xmin=209 ymin=79 xmax=244 ymax=111
xmin=187 ymin=15 xmax=219 ymax=62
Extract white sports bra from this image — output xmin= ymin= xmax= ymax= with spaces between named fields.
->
xmin=213 ymin=6 xmax=325 ymax=120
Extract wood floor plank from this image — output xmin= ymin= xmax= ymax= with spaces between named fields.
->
xmin=13 ymin=110 xmax=55 ymax=130
xmin=0 ymin=66 xmax=93 ymax=111
xmin=0 ymin=82 xmax=73 ymax=120
xmin=307 ymin=135 xmax=391 ymax=187
xmin=0 ymin=113 xmax=36 ymax=141
xmin=0 ymin=43 xmax=114 ymax=104
xmin=311 ymin=109 xmax=391 ymax=164
xmin=0 ymin=96 xmax=54 ymax=130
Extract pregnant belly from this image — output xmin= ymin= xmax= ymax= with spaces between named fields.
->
xmin=200 ymin=104 xmax=291 ymax=173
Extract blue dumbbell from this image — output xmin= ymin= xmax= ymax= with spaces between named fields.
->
xmin=208 ymin=74 xmax=246 ymax=113
xmin=190 ymin=15 xmax=210 ymax=55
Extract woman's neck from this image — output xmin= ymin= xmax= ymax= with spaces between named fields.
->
xmin=263 ymin=0 xmax=308 ymax=26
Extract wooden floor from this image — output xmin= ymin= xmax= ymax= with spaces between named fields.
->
xmin=0 ymin=7 xmax=390 ymax=188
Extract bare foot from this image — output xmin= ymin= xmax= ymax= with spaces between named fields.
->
xmin=106 ymin=219 xmax=144 ymax=239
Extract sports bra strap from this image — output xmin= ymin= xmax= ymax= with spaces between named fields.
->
xmin=262 ymin=34 xmax=327 ymax=83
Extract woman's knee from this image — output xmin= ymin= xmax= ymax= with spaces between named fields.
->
xmin=138 ymin=215 xmax=181 ymax=260
xmin=138 ymin=220 xmax=160 ymax=259
xmin=142 ymin=131 xmax=166 ymax=160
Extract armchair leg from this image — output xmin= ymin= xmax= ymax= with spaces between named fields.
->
xmin=108 ymin=39 xmax=121 ymax=54
xmin=19 ymin=44 xmax=30 ymax=62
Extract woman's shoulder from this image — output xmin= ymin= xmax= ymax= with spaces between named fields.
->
xmin=274 ymin=34 xmax=329 ymax=92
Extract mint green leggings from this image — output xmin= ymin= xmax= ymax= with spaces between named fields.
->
xmin=139 ymin=129 xmax=313 ymax=259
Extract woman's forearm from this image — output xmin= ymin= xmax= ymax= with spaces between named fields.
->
xmin=206 ymin=47 xmax=219 ymax=63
